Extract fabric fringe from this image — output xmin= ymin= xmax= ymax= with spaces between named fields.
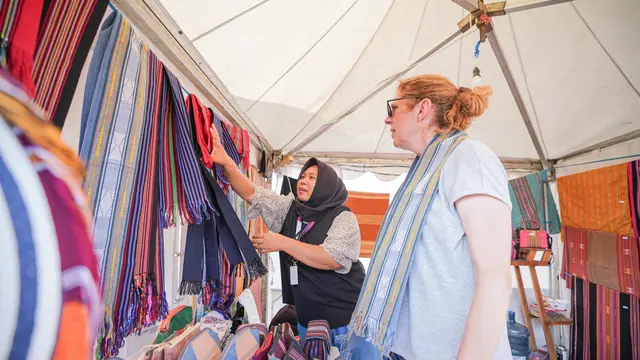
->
xmin=178 ymin=280 xmax=203 ymax=296
xmin=246 ymin=256 xmax=268 ymax=280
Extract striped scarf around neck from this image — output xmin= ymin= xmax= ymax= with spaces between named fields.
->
xmin=341 ymin=131 xmax=468 ymax=358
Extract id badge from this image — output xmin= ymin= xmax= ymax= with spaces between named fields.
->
xmin=290 ymin=265 xmax=299 ymax=286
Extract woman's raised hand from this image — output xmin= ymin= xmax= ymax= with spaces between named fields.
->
xmin=209 ymin=124 xmax=233 ymax=166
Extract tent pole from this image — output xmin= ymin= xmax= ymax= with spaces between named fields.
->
xmin=284 ymin=29 xmax=463 ymax=156
xmin=553 ymin=129 xmax=640 ymax=163
xmin=487 ymin=29 xmax=552 ymax=170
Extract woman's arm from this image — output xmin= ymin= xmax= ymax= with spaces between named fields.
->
xmin=208 ymin=125 xmax=256 ymax=204
xmin=455 ymin=194 xmax=512 ymax=360
xmin=251 ymin=232 xmax=341 ymax=270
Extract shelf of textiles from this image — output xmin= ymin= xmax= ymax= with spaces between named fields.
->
xmin=556 ymin=161 xmax=640 ymax=360
xmin=124 ymin=306 xmax=334 ymax=360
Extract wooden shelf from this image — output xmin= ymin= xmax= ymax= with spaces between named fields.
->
xmin=511 ymin=248 xmax=552 ymax=267
xmin=529 ymin=310 xmax=573 ymax=326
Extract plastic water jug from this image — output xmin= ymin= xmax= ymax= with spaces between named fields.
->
xmin=507 ymin=310 xmax=531 ymax=357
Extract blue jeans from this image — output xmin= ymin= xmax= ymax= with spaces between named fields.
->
xmin=297 ymin=324 xmax=384 ymax=359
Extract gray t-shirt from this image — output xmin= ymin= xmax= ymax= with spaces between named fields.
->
xmin=390 ymin=139 xmax=513 ymax=360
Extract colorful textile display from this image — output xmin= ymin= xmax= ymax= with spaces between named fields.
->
xmin=33 ymin=0 xmax=109 ymax=127
xmin=557 ymin=164 xmax=634 ymax=236
xmin=159 ymin=67 xmax=212 ymax=227
xmin=343 ymin=131 xmax=467 ymax=357
xmin=0 ymin=71 xmax=100 ymax=360
xmin=179 ymin=164 xmax=267 ymax=303
xmin=284 ymin=339 xmax=306 ymax=360
xmin=561 ymin=226 xmax=640 ymax=296
xmin=630 ymin=160 xmax=640 ymax=237
xmin=344 ymin=191 xmax=390 ymax=258
xmin=508 ymin=170 xmax=561 ymax=234
xmin=80 ymin=12 xmax=169 ymax=357
xmin=0 ymin=0 xmax=108 ymax=127
xmin=570 ymin=277 xmax=640 ymax=360
xmin=181 ymin=328 xmax=224 ymax=360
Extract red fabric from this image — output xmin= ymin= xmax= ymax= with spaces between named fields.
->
xmin=186 ymin=94 xmax=214 ymax=168
xmin=252 ymin=333 xmax=274 ymax=360
xmin=6 ymin=0 xmax=43 ymax=96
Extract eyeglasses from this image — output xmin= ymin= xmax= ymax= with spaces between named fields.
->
xmin=386 ymin=96 xmax=421 ymax=117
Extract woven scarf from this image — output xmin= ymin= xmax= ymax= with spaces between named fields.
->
xmin=341 ymin=131 xmax=467 ymax=357
xmin=33 ymin=0 xmax=109 ymax=128
xmin=508 ymin=170 xmax=560 ymax=234
xmin=304 ymin=320 xmax=331 ymax=360
xmin=160 ymin=67 xmax=212 ymax=227
xmin=224 ymin=121 xmax=251 ymax=171
xmin=179 ymin=163 xmax=267 ymax=303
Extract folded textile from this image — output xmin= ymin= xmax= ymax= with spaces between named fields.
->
xmin=284 ymin=339 xmax=307 ymax=360
xmin=224 ymin=121 xmax=251 ymax=171
xmin=509 ymin=171 xmax=560 ymax=234
xmin=180 ymin=328 xmax=223 ymax=360
xmin=303 ymin=320 xmax=331 ymax=360
xmin=557 ymin=164 xmax=634 ymax=236
xmin=221 ymin=324 xmax=268 ymax=360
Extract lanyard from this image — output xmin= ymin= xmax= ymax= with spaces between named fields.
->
xmin=295 ymin=216 xmax=315 ymax=240
xmin=292 ymin=217 xmax=315 ymax=267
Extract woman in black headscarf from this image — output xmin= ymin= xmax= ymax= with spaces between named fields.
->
xmin=208 ymin=125 xmax=366 ymax=350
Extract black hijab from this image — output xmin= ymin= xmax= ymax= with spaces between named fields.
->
xmin=289 ymin=158 xmax=348 ymax=222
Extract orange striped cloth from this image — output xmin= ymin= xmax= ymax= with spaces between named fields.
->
xmin=557 ymin=164 xmax=634 ymax=236
xmin=344 ymin=191 xmax=390 ymax=258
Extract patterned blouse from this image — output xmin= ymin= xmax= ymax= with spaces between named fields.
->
xmin=247 ymin=186 xmax=361 ymax=274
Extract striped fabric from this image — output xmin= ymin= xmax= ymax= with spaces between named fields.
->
xmin=561 ymin=226 xmax=640 ymax=296
xmin=161 ymin=67 xmax=212 ymax=227
xmin=0 ymin=117 xmax=62 ymax=360
xmin=0 ymin=0 xmax=43 ymax=96
xmin=342 ymin=131 xmax=467 ymax=357
xmin=268 ymin=322 xmax=296 ymax=359
xmin=303 ymin=320 xmax=331 ymax=360
xmin=344 ymin=191 xmax=389 ymax=258
xmin=630 ymin=161 xmax=640 ymax=237
xmin=33 ymin=0 xmax=109 ymax=128
xmin=509 ymin=170 xmax=561 ymax=234
xmin=224 ymin=121 xmax=251 ymax=171
xmin=557 ymin=164 xmax=634 ymax=236
xmin=571 ymin=277 xmax=640 ymax=360
xmin=284 ymin=339 xmax=307 ymax=360
xmin=0 ymin=69 xmax=101 ymax=360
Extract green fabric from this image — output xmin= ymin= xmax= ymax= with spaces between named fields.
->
xmin=508 ymin=170 xmax=561 ymax=234
xmin=153 ymin=305 xmax=193 ymax=344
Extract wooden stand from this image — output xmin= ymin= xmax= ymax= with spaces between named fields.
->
xmin=512 ymin=249 xmax=572 ymax=360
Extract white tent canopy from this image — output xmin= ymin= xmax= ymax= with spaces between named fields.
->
xmin=154 ymin=0 xmax=639 ymax=175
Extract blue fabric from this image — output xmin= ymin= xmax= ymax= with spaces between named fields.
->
xmin=297 ymin=324 xmax=382 ymax=359
xmin=1 ymin=154 xmax=37 ymax=360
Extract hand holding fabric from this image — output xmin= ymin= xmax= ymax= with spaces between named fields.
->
xmin=251 ymin=232 xmax=285 ymax=253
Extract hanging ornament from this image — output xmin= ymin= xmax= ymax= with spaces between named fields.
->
xmin=474 ymin=41 xmax=481 ymax=59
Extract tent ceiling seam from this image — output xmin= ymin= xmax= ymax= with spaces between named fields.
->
xmin=571 ymin=2 xmax=640 ymax=100
xmin=455 ymin=8 xmax=465 ymax=86
xmin=245 ymin=0 xmax=361 ymax=114
xmin=373 ymin=123 xmax=389 ymax=153
xmin=507 ymin=13 xmax=551 ymax=159
xmin=408 ymin=0 xmax=432 ymax=62
xmin=286 ymin=29 xmax=462 ymax=154
xmin=279 ymin=0 xmax=399 ymax=151
xmin=190 ymin=0 xmax=272 ymax=42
